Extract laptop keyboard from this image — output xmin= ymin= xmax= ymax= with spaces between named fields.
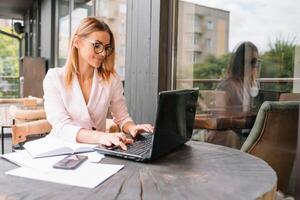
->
xmin=113 ymin=134 xmax=153 ymax=156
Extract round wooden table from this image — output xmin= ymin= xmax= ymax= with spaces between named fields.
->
xmin=0 ymin=141 xmax=277 ymax=200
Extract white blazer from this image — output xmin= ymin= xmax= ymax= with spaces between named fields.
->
xmin=43 ymin=67 xmax=133 ymax=143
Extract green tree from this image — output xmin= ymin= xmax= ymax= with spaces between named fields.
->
xmin=0 ymin=26 xmax=21 ymax=97
xmin=260 ymin=37 xmax=296 ymax=92
xmin=0 ymin=27 xmax=19 ymax=76
xmin=193 ymin=54 xmax=230 ymax=90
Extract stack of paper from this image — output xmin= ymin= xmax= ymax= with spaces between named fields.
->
xmin=1 ymin=150 xmax=124 ymax=188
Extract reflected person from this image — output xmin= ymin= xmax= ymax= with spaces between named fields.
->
xmin=217 ymin=41 xmax=260 ymax=112
xmin=199 ymin=41 xmax=260 ymax=149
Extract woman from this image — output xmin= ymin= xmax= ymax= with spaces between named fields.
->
xmin=217 ymin=41 xmax=260 ymax=112
xmin=197 ymin=42 xmax=260 ymax=149
xmin=43 ymin=17 xmax=153 ymax=150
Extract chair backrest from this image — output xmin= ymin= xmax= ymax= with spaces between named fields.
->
xmin=198 ymin=90 xmax=228 ymax=112
xmin=241 ymin=101 xmax=299 ymax=193
xmin=279 ymin=93 xmax=300 ymax=101
xmin=10 ymin=107 xmax=46 ymax=124
xmin=12 ymin=119 xmax=52 ymax=146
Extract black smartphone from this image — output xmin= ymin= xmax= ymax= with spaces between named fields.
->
xmin=53 ymin=155 xmax=88 ymax=170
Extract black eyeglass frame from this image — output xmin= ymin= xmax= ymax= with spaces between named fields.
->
xmin=85 ymin=39 xmax=114 ymax=56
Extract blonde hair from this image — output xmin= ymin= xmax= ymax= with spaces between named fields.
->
xmin=64 ymin=17 xmax=116 ymax=87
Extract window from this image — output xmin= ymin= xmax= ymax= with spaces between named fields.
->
xmin=173 ymin=1 xmax=300 ymax=177
xmin=57 ymin=0 xmax=70 ymax=67
xmin=205 ymin=38 xmax=212 ymax=50
xmin=119 ymin=3 xmax=126 ymax=14
xmin=96 ymin=0 xmax=127 ymax=79
xmin=71 ymin=0 xmax=93 ymax=34
xmin=206 ymin=20 xmax=213 ymax=30
xmin=57 ymin=0 xmax=93 ymax=67
xmin=0 ymin=19 xmax=20 ymax=97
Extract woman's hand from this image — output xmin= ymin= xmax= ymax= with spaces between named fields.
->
xmin=98 ymin=132 xmax=133 ymax=150
xmin=128 ymin=124 xmax=154 ymax=138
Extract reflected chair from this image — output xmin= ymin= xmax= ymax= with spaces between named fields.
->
xmin=241 ymin=101 xmax=299 ymax=193
xmin=198 ymin=90 xmax=228 ymax=112
xmin=279 ymin=93 xmax=300 ymax=101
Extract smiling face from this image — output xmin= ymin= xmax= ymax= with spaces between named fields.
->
xmin=76 ymin=31 xmax=111 ymax=69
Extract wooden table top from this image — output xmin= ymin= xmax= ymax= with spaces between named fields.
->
xmin=194 ymin=111 xmax=257 ymax=130
xmin=0 ymin=142 xmax=276 ymax=200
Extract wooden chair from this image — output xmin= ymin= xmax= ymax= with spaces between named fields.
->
xmin=241 ymin=101 xmax=300 ymax=194
xmin=12 ymin=119 xmax=52 ymax=147
xmin=279 ymin=93 xmax=300 ymax=101
xmin=198 ymin=90 xmax=228 ymax=112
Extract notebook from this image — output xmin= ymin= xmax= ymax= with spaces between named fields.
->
xmin=23 ymin=137 xmax=97 ymax=158
xmin=94 ymin=89 xmax=199 ymax=162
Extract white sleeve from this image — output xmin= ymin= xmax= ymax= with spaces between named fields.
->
xmin=110 ymin=76 xmax=134 ymax=130
xmin=43 ymin=70 xmax=82 ymax=143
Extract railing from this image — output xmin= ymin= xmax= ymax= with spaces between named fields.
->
xmin=177 ymin=77 xmax=300 ymax=83
xmin=176 ymin=77 xmax=300 ymax=92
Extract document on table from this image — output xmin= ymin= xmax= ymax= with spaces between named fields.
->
xmin=6 ymin=163 xmax=124 ymax=188
xmin=1 ymin=150 xmax=105 ymax=172
xmin=1 ymin=151 xmax=124 ymax=188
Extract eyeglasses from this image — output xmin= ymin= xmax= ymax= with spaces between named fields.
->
xmin=251 ymin=58 xmax=261 ymax=68
xmin=84 ymin=39 xmax=113 ymax=56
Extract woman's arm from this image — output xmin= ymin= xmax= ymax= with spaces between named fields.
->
xmin=109 ymin=76 xmax=154 ymax=137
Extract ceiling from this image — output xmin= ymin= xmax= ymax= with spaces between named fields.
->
xmin=0 ymin=0 xmax=34 ymax=20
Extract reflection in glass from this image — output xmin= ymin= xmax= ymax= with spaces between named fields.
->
xmin=176 ymin=1 xmax=229 ymax=90
xmin=216 ymin=42 xmax=260 ymax=112
xmin=175 ymin=0 xmax=299 ymax=111
xmin=176 ymin=2 xmax=300 ymax=195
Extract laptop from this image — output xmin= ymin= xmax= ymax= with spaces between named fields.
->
xmin=94 ymin=89 xmax=199 ymax=162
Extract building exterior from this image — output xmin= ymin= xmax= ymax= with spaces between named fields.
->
xmin=176 ymin=1 xmax=229 ymax=88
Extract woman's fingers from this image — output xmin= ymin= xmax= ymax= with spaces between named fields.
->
xmin=111 ymin=134 xmax=128 ymax=150
xmin=124 ymin=138 xmax=133 ymax=144
xmin=140 ymin=124 xmax=154 ymax=133
xmin=116 ymin=132 xmax=127 ymax=141
xmin=102 ymin=140 xmax=112 ymax=146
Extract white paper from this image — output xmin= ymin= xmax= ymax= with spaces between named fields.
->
xmin=1 ymin=150 xmax=105 ymax=172
xmin=6 ymin=163 xmax=124 ymax=188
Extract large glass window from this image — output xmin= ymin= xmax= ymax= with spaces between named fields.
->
xmin=57 ymin=0 xmax=93 ymax=67
xmin=96 ymin=0 xmax=127 ymax=79
xmin=71 ymin=0 xmax=93 ymax=35
xmin=174 ymin=1 xmax=300 ymax=195
xmin=0 ymin=19 xmax=21 ymax=98
xmin=175 ymin=0 xmax=300 ymax=111
xmin=57 ymin=0 xmax=70 ymax=67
